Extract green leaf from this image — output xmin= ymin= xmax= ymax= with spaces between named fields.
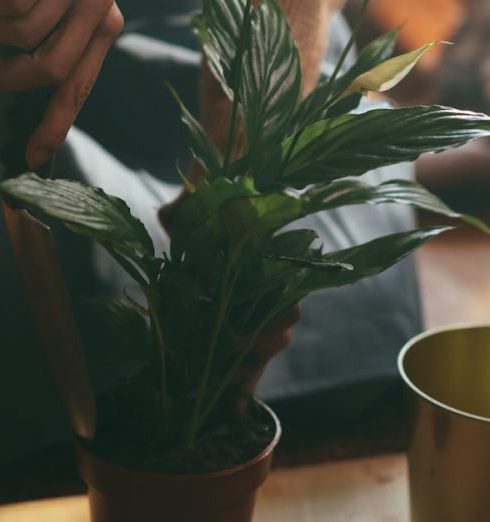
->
xmin=0 ymin=173 xmax=155 ymax=260
xmin=195 ymin=0 xmax=250 ymax=98
xmin=91 ymin=297 xmax=151 ymax=363
xmin=192 ymin=14 xmax=232 ymax=98
xmin=351 ymin=27 xmax=400 ymax=75
xmin=307 ymin=178 xmax=490 ymax=233
xmin=281 ymin=106 xmax=490 ymax=188
xmin=168 ymin=85 xmax=223 ymax=177
xmin=241 ymin=0 xmax=302 ymax=152
xmin=236 ymin=225 xmax=451 ymax=334
xmin=263 ymin=229 xmax=319 ymax=258
xmin=170 ymin=177 xmax=257 ymax=262
xmin=227 ymin=230 xmax=313 ymax=312
xmin=275 ymin=226 xmax=452 ymax=305
xmin=344 ymin=42 xmax=439 ymax=96
xmin=309 ymin=177 xmax=469 ymax=222
xmin=220 ymin=192 xmax=303 ymax=245
xmin=292 ymin=28 xmax=400 ymax=130
xmin=324 ymin=93 xmax=362 ymax=119
xmin=263 ymin=254 xmax=353 ymax=272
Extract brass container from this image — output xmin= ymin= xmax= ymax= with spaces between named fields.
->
xmin=399 ymin=324 xmax=490 ymax=522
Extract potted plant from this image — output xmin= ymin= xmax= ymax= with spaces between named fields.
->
xmin=2 ymin=0 xmax=490 ymax=520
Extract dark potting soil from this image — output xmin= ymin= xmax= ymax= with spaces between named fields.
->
xmin=84 ymin=400 xmax=276 ymax=475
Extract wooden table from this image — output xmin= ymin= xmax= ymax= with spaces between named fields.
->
xmin=0 ymin=454 xmax=409 ymax=522
xmin=1 ymin=224 xmax=489 ymax=520
xmin=418 ymin=225 xmax=490 ymax=328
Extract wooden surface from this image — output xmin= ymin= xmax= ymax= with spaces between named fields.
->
xmin=0 ymin=454 xmax=409 ymax=522
xmin=418 ymin=225 xmax=490 ymax=329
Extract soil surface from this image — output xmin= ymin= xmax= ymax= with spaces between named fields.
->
xmin=84 ymin=401 xmax=276 ymax=475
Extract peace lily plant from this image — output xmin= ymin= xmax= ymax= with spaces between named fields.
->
xmin=2 ymin=0 xmax=490 ymax=471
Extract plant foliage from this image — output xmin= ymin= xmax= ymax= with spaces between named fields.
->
xmin=2 ymin=0 xmax=490 ymax=456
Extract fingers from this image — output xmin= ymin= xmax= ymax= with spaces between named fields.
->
xmin=265 ymin=304 xmax=301 ymax=334
xmin=0 ymin=0 xmax=115 ymax=90
xmin=25 ymin=5 xmax=123 ymax=168
xmin=234 ymin=304 xmax=301 ymax=394
xmin=0 ymin=0 xmax=38 ymax=17
xmin=252 ymin=325 xmax=294 ymax=367
xmin=0 ymin=0 xmax=71 ymax=51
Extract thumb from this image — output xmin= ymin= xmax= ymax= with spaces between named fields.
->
xmin=158 ymin=189 xmax=190 ymax=234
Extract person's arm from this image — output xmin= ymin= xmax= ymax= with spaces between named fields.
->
xmin=0 ymin=0 xmax=123 ymax=169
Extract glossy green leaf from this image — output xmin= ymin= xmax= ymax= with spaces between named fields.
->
xmin=169 ymin=86 xmax=223 ymax=177
xmin=241 ymin=0 xmax=302 ymax=151
xmin=220 ymin=192 xmax=303 ymax=245
xmin=308 ymin=178 xmax=450 ymax=213
xmin=276 ymin=226 xmax=452 ymax=305
xmin=263 ymin=229 xmax=319 ymax=257
xmin=192 ymin=14 xmax=232 ymax=98
xmin=281 ymin=106 xmax=490 ymax=187
xmin=350 ymin=27 xmax=400 ymax=75
xmin=263 ymin=254 xmax=353 ymax=272
xmin=1 ymin=173 xmax=155 ymax=259
xmin=307 ymin=178 xmax=490 ymax=233
xmin=92 ymin=298 xmax=151 ymax=362
xmin=170 ymin=177 xmax=257 ymax=262
xmin=195 ymin=0 xmax=250 ymax=98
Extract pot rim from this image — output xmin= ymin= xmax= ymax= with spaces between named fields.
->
xmin=77 ymin=398 xmax=282 ymax=481
xmin=398 ymin=322 xmax=490 ymax=425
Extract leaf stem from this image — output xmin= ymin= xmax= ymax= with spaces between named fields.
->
xmin=281 ymin=127 xmax=304 ymax=175
xmin=223 ymin=0 xmax=254 ymax=171
xmin=326 ymin=0 xmax=370 ymax=92
xmin=146 ymin=288 xmax=169 ymax=422
xmin=196 ymin=301 xmax=296 ymax=430
xmin=186 ymin=257 xmax=234 ymax=449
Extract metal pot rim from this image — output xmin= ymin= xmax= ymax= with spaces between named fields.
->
xmin=398 ymin=322 xmax=490 ymax=425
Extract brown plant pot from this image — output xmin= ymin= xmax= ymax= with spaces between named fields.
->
xmin=76 ymin=401 xmax=281 ymax=522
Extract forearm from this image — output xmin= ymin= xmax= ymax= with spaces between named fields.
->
xmin=276 ymin=0 xmax=332 ymax=95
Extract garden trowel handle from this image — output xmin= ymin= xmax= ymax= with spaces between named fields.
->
xmin=1 ymin=83 xmax=96 ymax=440
xmin=2 ymin=88 xmax=54 ymax=178
xmin=3 ymin=203 xmax=97 ymax=440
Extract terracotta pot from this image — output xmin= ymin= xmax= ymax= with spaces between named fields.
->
xmin=77 ymin=401 xmax=281 ymax=522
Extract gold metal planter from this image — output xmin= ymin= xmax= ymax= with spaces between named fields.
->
xmin=399 ymin=324 xmax=490 ymax=522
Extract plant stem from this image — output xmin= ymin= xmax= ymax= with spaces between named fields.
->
xmin=281 ymin=127 xmax=304 ymax=174
xmin=196 ymin=305 xmax=289 ymax=430
xmin=146 ymin=289 xmax=169 ymax=422
xmin=223 ymin=0 xmax=254 ymax=171
xmin=326 ymin=0 xmax=370 ymax=92
xmin=186 ymin=257 xmax=235 ymax=449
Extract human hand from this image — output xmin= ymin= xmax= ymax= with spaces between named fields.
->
xmin=0 ymin=0 xmax=124 ymax=169
xmin=236 ymin=306 xmax=301 ymax=397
